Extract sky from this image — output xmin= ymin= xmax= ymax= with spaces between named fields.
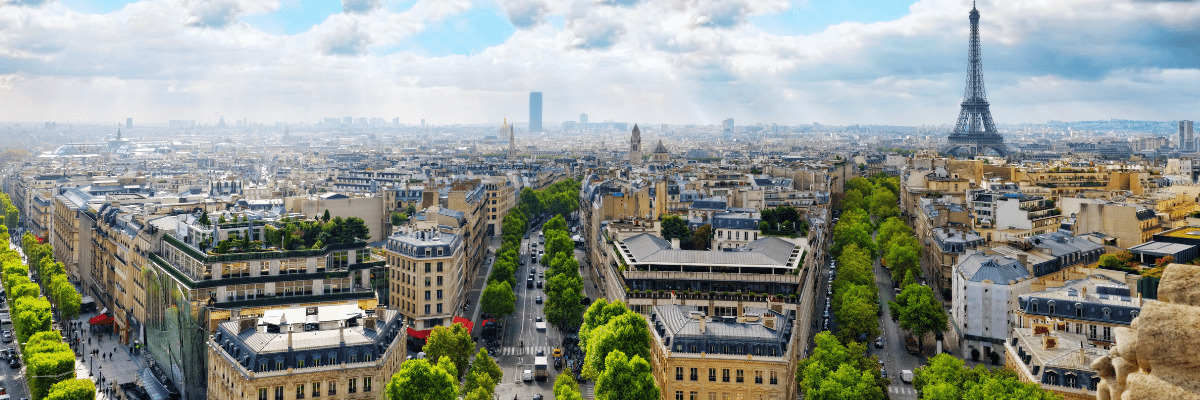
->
xmin=0 ymin=0 xmax=1198 ymax=127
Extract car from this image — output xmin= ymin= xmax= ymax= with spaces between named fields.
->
xmin=822 ymin=310 xmax=829 ymax=319
xmin=1 ymin=331 xmax=10 ymax=343
xmin=875 ymin=337 xmax=885 ymax=348
xmin=523 ymin=369 xmax=533 ymax=382
xmin=535 ymin=296 xmax=543 ymax=304
xmin=8 ymin=358 xmax=18 ymax=369
xmin=535 ymin=316 xmax=543 ymax=322
xmin=519 ymin=258 xmax=526 ymax=265
xmin=536 ymin=350 xmax=545 ymax=356
xmin=538 ymin=272 xmax=544 ymax=278
xmin=536 ymin=280 xmax=543 ymax=288
xmin=880 ymin=368 xmax=887 ymax=379
xmin=533 ymin=395 xmax=544 ymax=400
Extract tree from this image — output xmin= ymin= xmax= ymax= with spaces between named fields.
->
xmin=581 ymin=299 xmax=630 ymax=348
xmin=594 ymin=350 xmax=659 ymax=400
xmin=834 ymin=294 xmax=880 ymax=343
xmin=391 ymin=212 xmax=408 ymax=227
xmin=545 ymin=272 xmax=585 ymax=330
xmin=322 ymin=209 xmax=331 ymax=222
xmin=842 ymin=189 xmax=867 ymax=212
xmin=26 ymin=332 xmax=75 ymax=400
xmin=692 ymin=224 xmax=712 ymax=250
xmin=1098 ymin=251 xmax=1138 ymax=272
xmin=869 ymin=189 xmax=899 ymax=221
xmin=583 ymin=313 xmax=652 ymax=379
xmin=469 ymin=348 xmax=503 ymax=384
xmin=846 ymin=177 xmax=874 ymax=198
xmin=45 ymin=378 xmax=95 ymax=400
xmin=554 ymin=372 xmax=584 ymax=400
xmin=544 ymin=214 xmax=568 ymax=233
xmin=422 ymin=323 xmax=475 ymax=379
xmin=659 ymin=215 xmax=690 ymax=243
xmin=884 ymin=239 xmax=920 ymax=283
xmin=198 ymin=211 xmax=211 ymax=226
xmin=480 ymin=280 xmax=516 ymax=318
xmin=386 ymin=359 xmax=458 ymax=400
xmin=520 ymin=188 xmax=542 ymax=216
xmin=889 ymin=284 xmax=948 ymax=350
xmin=914 ymin=354 xmax=1060 ymax=400
xmin=797 ymin=332 xmax=885 ymax=400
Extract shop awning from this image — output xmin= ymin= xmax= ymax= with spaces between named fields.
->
xmin=89 ymin=313 xmax=113 ymax=325
xmin=406 ymin=327 xmax=432 ymax=340
xmin=453 ymin=316 xmax=473 ymax=334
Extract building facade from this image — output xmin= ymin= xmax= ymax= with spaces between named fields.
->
xmin=383 ymin=228 xmax=464 ymax=329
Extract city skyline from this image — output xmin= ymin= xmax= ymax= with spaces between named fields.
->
xmin=0 ymin=0 xmax=1196 ymax=126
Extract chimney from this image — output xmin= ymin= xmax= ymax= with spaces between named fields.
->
xmin=698 ymin=316 xmax=706 ymax=334
xmin=287 ymin=325 xmax=294 ymax=350
xmin=763 ymin=314 xmax=776 ymax=330
xmin=339 ymin=322 xmax=345 ymax=345
xmin=671 ymin=238 xmax=681 ymax=249
xmin=1018 ymin=253 xmax=1028 ymax=267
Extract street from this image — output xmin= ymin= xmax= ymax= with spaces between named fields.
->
xmin=482 ymin=222 xmax=597 ymax=400
xmin=873 ymin=257 xmax=923 ymax=400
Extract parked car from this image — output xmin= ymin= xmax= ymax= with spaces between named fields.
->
xmin=1 ymin=331 xmax=10 ymax=343
xmin=537 ymin=280 xmax=543 ymax=288
xmin=875 ymin=337 xmax=885 ymax=348
xmin=8 ymin=357 xmax=19 ymax=369
xmin=535 ymin=296 xmax=543 ymax=304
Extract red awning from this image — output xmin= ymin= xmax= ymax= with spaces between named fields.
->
xmin=453 ymin=316 xmax=473 ymax=334
xmin=88 ymin=313 xmax=113 ymax=325
xmin=406 ymin=327 xmax=431 ymax=340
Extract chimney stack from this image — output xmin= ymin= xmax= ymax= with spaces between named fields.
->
xmin=671 ymin=238 xmax=681 ymax=249
xmin=287 ymin=325 xmax=294 ymax=350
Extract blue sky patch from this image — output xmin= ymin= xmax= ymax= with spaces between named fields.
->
xmin=751 ymin=0 xmax=917 ymax=36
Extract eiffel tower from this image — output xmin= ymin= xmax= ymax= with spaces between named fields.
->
xmin=944 ymin=2 xmax=1008 ymax=157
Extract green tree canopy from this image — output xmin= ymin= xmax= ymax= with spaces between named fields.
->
xmin=890 ymin=284 xmax=949 ymax=349
xmin=45 ymin=379 xmax=95 ymax=400
xmin=692 ymin=224 xmax=712 ymax=250
xmin=480 ymin=280 xmax=516 ymax=318
xmin=554 ymin=371 xmax=584 ymax=400
xmin=842 ymin=189 xmax=867 ymax=212
xmin=421 ymin=323 xmax=475 ymax=379
xmin=583 ymin=313 xmax=652 ymax=379
xmin=469 ymin=347 xmax=503 ymax=384
xmin=835 ymin=294 xmax=880 ymax=343
xmin=659 ymin=215 xmax=690 ymax=244
xmin=386 ymin=359 xmax=458 ymax=400
xmin=594 ymin=350 xmax=659 ymax=400
xmin=914 ymin=354 xmax=1061 ymax=400
xmin=581 ymin=298 xmax=629 ymax=348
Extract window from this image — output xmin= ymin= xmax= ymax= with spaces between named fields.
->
xmin=755 ymin=370 xmax=763 ymax=384
xmin=690 ymin=392 xmax=698 ymax=400
xmin=328 ymin=381 xmax=337 ymax=396
xmin=424 ymin=277 xmax=431 ymax=286
xmin=1089 ymin=325 xmax=1097 ymax=339
xmin=348 ymin=378 xmax=357 ymax=393
xmin=676 ymin=367 xmax=684 ymax=380
xmin=676 ymin=392 xmax=684 ymax=400
xmin=258 ymin=388 xmax=267 ymax=400
xmin=297 ymin=358 xmax=306 ymax=368
xmin=437 ymin=289 xmax=443 ymax=300
xmin=425 ymin=304 xmax=430 ymax=315
xmin=425 ymin=291 xmax=431 ymax=300
xmin=722 ymin=369 xmax=730 ymax=382
xmin=328 ymin=354 xmax=336 ymax=364
xmin=1031 ymin=300 xmax=1038 ymax=313
xmin=312 ymin=382 xmax=321 ymax=397
xmin=296 ymin=384 xmax=305 ymax=399
xmin=350 ymin=353 xmax=357 ymax=363
xmin=425 ymin=263 xmax=431 ymax=273
xmin=691 ymin=367 xmax=699 ymax=381
xmin=365 ymin=352 xmax=374 ymax=362
xmin=437 ymin=262 xmax=443 ymax=272
xmin=274 ymin=386 xmax=284 ymax=400
xmin=1103 ymin=308 xmax=1111 ymax=320
xmin=437 ymin=303 xmax=443 ymax=313
xmin=709 ymin=368 xmax=717 ymax=382
xmin=1102 ymin=326 xmax=1112 ymax=341
xmin=736 ymin=370 xmax=744 ymax=383
xmin=313 ymin=354 xmax=322 ymax=366
xmin=437 ymin=276 xmax=444 ymax=286
xmin=1048 ymin=301 xmax=1055 ymax=314
xmin=275 ymin=360 xmax=283 ymax=370
xmin=770 ymin=370 xmax=778 ymax=385
xmin=1076 ymin=303 xmax=1083 ymax=317
xmin=364 ymin=377 xmax=372 ymax=392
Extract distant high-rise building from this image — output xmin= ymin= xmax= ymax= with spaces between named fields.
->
xmin=393 ymin=117 xmax=400 ymax=126
xmin=125 ymin=118 xmax=133 ymax=129
xmin=722 ymin=118 xmax=734 ymax=136
xmin=343 ymin=116 xmax=353 ymax=125
xmin=629 ymin=124 xmax=642 ymax=165
xmin=503 ymin=118 xmax=516 ymax=158
xmin=421 ymin=119 xmax=426 ymax=128
xmin=1179 ymin=120 xmax=1194 ymax=151
xmin=529 ymin=92 xmax=543 ymax=133
xmin=580 ymin=113 xmax=588 ymax=125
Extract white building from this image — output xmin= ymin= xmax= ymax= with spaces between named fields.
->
xmin=952 ymin=251 xmax=1034 ymax=363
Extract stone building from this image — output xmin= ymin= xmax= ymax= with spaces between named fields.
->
xmin=648 ymin=305 xmax=798 ymax=400
xmin=1091 ymin=263 xmax=1200 ymax=400
xmin=206 ymin=303 xmax=405 ymax=400
xmin=383 ymin=227 xmax=465 ymax=330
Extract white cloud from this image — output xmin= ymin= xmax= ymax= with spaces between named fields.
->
xmin=0 ymin=0 xmax=1198 ymax=126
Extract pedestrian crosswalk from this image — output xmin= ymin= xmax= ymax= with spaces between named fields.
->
xmin=888 ymin=385 xmax=915 ymax=395
xmin=495 ymin=346 xmax=554 ymax=356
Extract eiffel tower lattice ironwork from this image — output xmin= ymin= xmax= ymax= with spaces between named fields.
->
xmin=944 ymin=3 xmax=1008 ymax=157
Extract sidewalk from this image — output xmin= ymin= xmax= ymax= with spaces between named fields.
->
xmin=65 ymin=311 xmax=146 ymax=399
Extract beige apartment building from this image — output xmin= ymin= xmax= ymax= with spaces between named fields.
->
xmin=482 ymin=177 xmax=516 ymax=236
xmin=206 ymin=304 xmax=405 ymax=400
xmin=383 ymin=227 xmax=465 ymax=329
xmin=648 ymin=305 xmax=798 ymax=400
xmin=1073 ymin=203 xmax=1161 ymax=249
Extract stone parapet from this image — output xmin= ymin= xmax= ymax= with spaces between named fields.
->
xmin=1092 ymin=264 xmax=1200 ymax=400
